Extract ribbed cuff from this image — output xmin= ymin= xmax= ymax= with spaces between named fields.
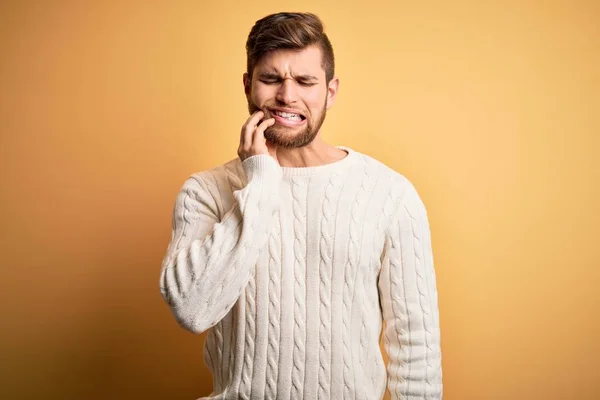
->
xmin=242 ymin=155 xmax=283 ymax=182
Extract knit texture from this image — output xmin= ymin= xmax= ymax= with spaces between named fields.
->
xmin=160 ymin=147 xmax=442 ymax=399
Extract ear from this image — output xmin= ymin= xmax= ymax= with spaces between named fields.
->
xmin=243 ymin=72 xmax=251 ymax=97
xmin=326 ymin=76 xmax=339 ymax=110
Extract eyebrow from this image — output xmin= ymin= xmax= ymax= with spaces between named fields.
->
xmin=295 ymin=74 xmax=319 ymax=81
xmin=257 ymin=72 xmax=319 ymax=81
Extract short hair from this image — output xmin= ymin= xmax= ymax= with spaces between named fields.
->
xmin=245 ymin=12 xmax=335 ymax=83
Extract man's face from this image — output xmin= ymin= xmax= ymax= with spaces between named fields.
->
xmin=244 ymin=45 xmax=338 ymax=148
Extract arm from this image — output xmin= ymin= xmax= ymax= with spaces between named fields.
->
xmin=160 ymin=155 xmax=281 ymax=334
xmin=378 ymin=182 xmax=443 ymax=399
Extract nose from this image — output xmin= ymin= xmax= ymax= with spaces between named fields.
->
xmin=276 ymin=78 xmax=297 ymax=104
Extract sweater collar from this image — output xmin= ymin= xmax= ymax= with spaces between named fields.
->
xmin=280 ymin=146 xmax=359 ymax=178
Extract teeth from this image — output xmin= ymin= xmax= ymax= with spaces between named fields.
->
xmin=274 ymin=110 xmax=302 ymax=120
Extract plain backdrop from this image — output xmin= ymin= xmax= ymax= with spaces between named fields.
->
xmin=1 ymin=1 xmax=599 ymax=399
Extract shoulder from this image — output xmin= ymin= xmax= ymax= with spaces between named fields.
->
xmin=186 ymin=157 xmax=246 ymax=192
xmin=174 ymin=158 xmax=245 ymax=210
xmin=350 ymin=151 xmax=432 ymax=239
xmin=351 ymin=149 xmax=422 ymax=207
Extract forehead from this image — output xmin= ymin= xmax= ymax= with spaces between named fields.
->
xmin=254 ymin=45 xmax=325 ymax=78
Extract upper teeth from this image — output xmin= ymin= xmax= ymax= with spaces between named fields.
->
xmin=274 ymin=110 xmax=301 ymax=120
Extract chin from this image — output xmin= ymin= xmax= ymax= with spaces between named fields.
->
xmin=264 ymin=126 xmax=317 ymax=149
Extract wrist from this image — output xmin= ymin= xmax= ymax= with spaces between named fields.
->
xmin=242 ymin=154 xmax=282 ymax=181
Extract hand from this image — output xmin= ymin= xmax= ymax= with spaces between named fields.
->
xmin=238 ymin=110 xmax=277 ymax=162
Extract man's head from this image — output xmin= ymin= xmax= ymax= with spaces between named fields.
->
xmin=243 ymin=12 xmax=339 ymax=149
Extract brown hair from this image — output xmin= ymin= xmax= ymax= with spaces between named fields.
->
xmin=245 ymin=12 xmax=335 ymax=83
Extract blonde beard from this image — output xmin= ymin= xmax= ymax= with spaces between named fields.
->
xmin=247 ymin=98 xmax=327 ymax=149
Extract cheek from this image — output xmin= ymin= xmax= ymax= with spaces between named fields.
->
xmin=250 ymin=83 xmax=268 ymax=105
xmin=249 ymin=89 xmax=261 ymax=105
xmin=304 ymin=88 xmax=327 ymax=106
xmin=305 ymin=95 xmax=327 ymax=115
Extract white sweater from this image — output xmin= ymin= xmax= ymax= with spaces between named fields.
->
xmin=160 ymin=147 xmax=442 ymax=400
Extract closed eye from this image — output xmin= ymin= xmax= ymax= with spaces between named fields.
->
xmin=260 ymin=79 xmax=280 ymax=85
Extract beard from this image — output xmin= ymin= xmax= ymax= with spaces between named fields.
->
xmin=247 ymin=97 xmax=327 ymax=149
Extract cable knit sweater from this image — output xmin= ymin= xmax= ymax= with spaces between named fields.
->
xmin=160 ymin=147 xmax=442 ymax=400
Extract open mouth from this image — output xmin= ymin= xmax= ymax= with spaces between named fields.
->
xmin=269 ymin=109 xmax=306 ymax=122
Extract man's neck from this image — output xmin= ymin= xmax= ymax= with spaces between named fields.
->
xmin=275 ymin=137 xmax=348 ymax=168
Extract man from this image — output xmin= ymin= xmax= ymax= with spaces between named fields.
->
xmin=160 ymin=12 xmax=442 ymax=400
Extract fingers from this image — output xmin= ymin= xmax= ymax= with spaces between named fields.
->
xmin=253 ymin=117 xmax=276 ymax=146
xmin=239 ymin=111 xmax=263 ymax=159
xmin=241 ymin=110 xmax=264 ymax=145
xmin=238 ymin=110 xmax=277 ymax=161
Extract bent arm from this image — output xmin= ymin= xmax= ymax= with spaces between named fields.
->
xmin=160 ymin=155 xmax=282 ymax=333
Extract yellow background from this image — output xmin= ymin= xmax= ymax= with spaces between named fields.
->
xmin=1 ymin=1 xmax=598 ymax=399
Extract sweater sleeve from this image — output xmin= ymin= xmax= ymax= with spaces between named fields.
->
xmin=160 ymin=155 xmax=282 ymax=334
xmin=378 ymin=182 xmax=443 ymax=399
